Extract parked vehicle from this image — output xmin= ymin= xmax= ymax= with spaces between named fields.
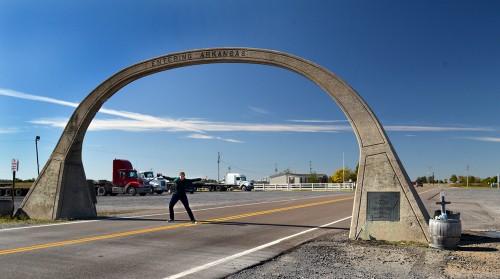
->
xmin=200 ymin=173 xmax=254 ymax=192
xmin=95 ymin=159 xmax=151 ymax=196
xmin=138 ymin=171 xmax=169 ymax=194
xmin=153 ymin=172 xmax=253 ymax=193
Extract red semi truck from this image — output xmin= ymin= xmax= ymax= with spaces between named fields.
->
xmin=95 ymin=159 xmax=151 ymax=196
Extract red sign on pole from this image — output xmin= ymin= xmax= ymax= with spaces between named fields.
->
xmin=11 ymin=158 xmax=19 ymax=172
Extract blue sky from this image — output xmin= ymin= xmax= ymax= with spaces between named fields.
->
xmin=1 ymin=0 xmax=499 ymax=182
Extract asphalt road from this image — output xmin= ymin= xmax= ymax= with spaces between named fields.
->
xmin=0 ymin=191 xmax=354 ymax=279
xmin=1 ymin=185 xmax=497 ymax=279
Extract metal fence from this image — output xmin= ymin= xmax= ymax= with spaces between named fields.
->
xmin=253 ymin=183 xmax=355 ymax=191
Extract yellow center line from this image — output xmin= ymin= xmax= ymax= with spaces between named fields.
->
xmin=0 ymin=196 xmax=353 ymax=255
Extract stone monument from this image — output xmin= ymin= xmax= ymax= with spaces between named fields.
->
xmin=18 ymin=48 xmax=430 ymax=243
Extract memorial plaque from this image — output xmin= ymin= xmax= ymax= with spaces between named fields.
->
xmin=367 ymin=192 xmax=400 ymax=221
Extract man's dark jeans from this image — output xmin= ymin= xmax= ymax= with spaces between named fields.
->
xmin=169 ymin=194 xmax=195 ymax=221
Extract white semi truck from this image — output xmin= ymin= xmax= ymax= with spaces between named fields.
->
xmin=223 ymin=173 xmax=254 ymax=191
xmin=138 ymin=171 xmax=169 ymax=194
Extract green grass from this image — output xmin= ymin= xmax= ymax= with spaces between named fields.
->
xmin=0 ymin=215 xmax=68 ymax=225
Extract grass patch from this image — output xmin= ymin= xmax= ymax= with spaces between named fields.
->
xmin=352 ymin=238 xmax=429 ymax=248
xmin=391 ymin=240 xmax=429 ymax=248
xmin=0 ymin=215 xmax=69 ymax=225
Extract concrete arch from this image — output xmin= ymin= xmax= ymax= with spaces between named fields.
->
xmin=19 ymin=48 xmax=429 ymax=242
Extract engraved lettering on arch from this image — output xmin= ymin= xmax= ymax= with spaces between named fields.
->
xmin=199 ymin=49 xmax=246 ymax=58
xmin=150 ymin=53 xmax=193 ymax=67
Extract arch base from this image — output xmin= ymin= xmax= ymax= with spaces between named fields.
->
xmin=17 ymin=159 xmax=96 ymax=220
xmin=349 ymin=152 xmax=430 ymax=243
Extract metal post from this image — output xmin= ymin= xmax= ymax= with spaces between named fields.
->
xmin=217 ymin=152 xmax=220 ymax=182
xmin=342 ymin=152 xmax=345 ymax=184
xmin=35 ymin=136 xmax=40 ymax=175
xmin=12 ymin=170 xmax=15 ymax=216
xmin=466 ymin=164 xmax=469 ymax=188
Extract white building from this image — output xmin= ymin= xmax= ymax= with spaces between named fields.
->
xmin=269 ymin=173 xmax=328 ymax=184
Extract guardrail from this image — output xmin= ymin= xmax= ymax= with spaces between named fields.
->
xmin=253 ymin=183 xmax=355 ymax=191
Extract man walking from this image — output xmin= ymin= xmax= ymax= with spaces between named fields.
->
xmin=165 ymin=171 xmax=201 ymax=223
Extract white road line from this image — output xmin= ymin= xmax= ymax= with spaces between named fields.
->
xmin=418 ymin=188 xmax=440 ymax=195
xmin=164 ymin=216 xmax=352 ymax=279
xmin=0 ymin=193 xmax=352 ymax=232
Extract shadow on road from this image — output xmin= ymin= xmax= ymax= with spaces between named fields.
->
xmin=98 ymin=216 xmax=350 ymax=231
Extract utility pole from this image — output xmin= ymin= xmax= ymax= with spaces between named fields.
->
xmin=427 ymin=166 xmax=432 ymax=186
xmin=342 ymin=152 xmax=345 ymax=184
xmin=309 ymin=161 xmax=312 ymax=174
xmin=466 ymin=164 xmax=469 ymax=188
xmin=217 ymin=152 xmax=220 ymax=182
xmin=35 ymin=136 xmax=40 ymax=175
xmin=275 ymin=163 xmax=278 ymax=174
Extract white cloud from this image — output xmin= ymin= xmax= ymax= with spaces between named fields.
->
xmin=0 ymin=88 xmax=79 ymax=108
xmin=186 ymin=133 xmax=244 ymax=143
xmin=30 ymin=117 xmax=348 ymax=133
xmin=248 ymin=106 xmax=270 ymax=114
xmin=287 ymin=119 xmax=349 ymax=123
xmin=465 ymin=137 xmax=500 ymax=143
xmin=187 ymin=134 xmax=214 ymax=140
xmin=1 ymin=88 xmax=203 ymax=133
xmin=0 ymin=127 xmax=20 ymax=134
xmin=385 ymin=125 xmax=494 ymax=132
xmin=3 ymin=88 xmax=496 ymax=141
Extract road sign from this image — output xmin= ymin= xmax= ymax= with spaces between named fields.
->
xmin=11 ymin=158 xmax=19 ymax=172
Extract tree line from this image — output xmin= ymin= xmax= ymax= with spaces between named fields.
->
xmin=415 ymin=174 xmax=498 ymax=186
xmin=327 ymin=166 xmax=498 ymax=187
xmin=0 ymin=178 xmax=36 ymax=183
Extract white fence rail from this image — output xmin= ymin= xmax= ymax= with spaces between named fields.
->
xmin=253 ymin=183 xmax=355 ymax=191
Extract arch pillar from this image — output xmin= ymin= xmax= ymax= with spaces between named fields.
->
xmin=18 ymin=48 xmax=429 ymax=242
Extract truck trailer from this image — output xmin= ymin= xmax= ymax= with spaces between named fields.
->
xmin=199 ymin=173 xmax=254 ymax=192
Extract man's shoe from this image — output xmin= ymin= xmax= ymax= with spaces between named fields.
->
xmin=191 ymin=220 xmax=197 ymax=224
xmin=167 ymin=219 xmax=174 ymax=223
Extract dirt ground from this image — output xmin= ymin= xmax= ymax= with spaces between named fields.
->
xmin=227 ymin=230 xmax=499 ymax=279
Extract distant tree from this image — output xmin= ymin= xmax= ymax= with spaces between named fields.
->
xmin=482 ymin=177 xmax=494 ymax=185
xmin=458 ymin=176 xmax=466 ymax=184
xmin=415 ymin=176 xmax=427 ymax=184
xmin=331 ymin=168 xmax=353 ymax=183
xmin=349 ymin=164 xmax=358 ymax=182
xmin=450 ymin=174 xmax=458 ymax=183
xmin=308 ymin=172 xmax=320 ymax=183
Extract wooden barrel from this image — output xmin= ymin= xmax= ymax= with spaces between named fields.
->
xmin=0 ymin=199 xmax=13 ymax=217
xmin=429 ymin=219 xmax=461 ymax=249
